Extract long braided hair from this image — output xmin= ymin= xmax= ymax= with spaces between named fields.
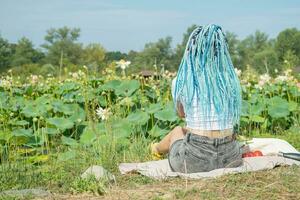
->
xmin=173 ymin=24 xmax=241 ymax=129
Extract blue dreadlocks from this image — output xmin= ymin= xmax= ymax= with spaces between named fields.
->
xmin=173 ymin=24 xmax=241 ymax=129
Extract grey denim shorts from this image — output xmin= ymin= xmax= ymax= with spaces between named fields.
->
xmin=168 ymin=132 xmax=243 ymax=173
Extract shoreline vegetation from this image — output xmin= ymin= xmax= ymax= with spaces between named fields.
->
xmin=1 ymin=25 xmax=300 ymax=199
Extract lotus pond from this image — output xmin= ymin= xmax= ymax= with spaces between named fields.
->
xmin=0 ymin=66 xmax=300 ymax=194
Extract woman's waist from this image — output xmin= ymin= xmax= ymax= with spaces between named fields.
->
xmin=183 ymin=127 xmax=233 ymax=138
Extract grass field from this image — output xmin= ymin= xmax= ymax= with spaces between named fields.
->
xmin=1 ymin=67 xmax=300 ymax=199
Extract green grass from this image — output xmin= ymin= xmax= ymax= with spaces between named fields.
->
xmin=0 ymin=132 xmax=299 ymax=199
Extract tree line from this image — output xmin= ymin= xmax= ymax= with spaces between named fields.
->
xmin=0 ymin=25 xmax=300 ymax=76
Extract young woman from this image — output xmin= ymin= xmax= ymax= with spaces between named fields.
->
xmin=152 ymin=24 xmax=243 ymax=173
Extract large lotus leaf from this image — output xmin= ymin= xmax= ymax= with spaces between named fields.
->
xmin=80 ymin=126 xmax=97 ymax=145
xmin=62 ymin=104 xmax=81 ymax=115
xmin=248 ymin=93 xmax=260 ymax=104
xmin=56 ymin=82 xmax=80 ymax=95
xmin=267 ymin=96 xmax=290 ymax=119
xmin=144 ymin=87 xmax=156 ymax=100
xmin=267 ymin=84 xmax=280 ymax=93
xmin=46 ymin=117 xmax=74 ymax=131
xmin=52 ymin=100 xmax=80 ymax=116
xmin=9 ymin=96 xmax=26 ymax=112
xmin=290 ymin=86 xmax=300 ymax=97
xmin=145 ymin=103 xmax=163 ymax=114
xmin=97 ymin=96 xmax=107 ymax=107
xmin=250 ymin=102 xmax=265 ymax=115
xmin=9 ymin=120 xmax=29 ymax=126
xmin=12 ymin=88 xmax=24 ymax=95
xmin=73 ymin=91 xmax=85 ymax=103
xmin=26 ymin=135 xmax=44 ymax=147
xmin=241 ymin=100 xmax=250 ymax=116
xmin=21 ymin=101 xmax=49 ymax=118
xmin=0 ymin=91 xmax=8 ymax=101
xmin=62 ymin=91 xmax=76 ymax=103
xmin=12 ymin=128 xmax=33 ymax=137
xmin=58 ymin=150 xmax=76 ymax=162
xmin=69 ymin=106 xmax=86 ymax=123
xmin=51 ymin=99 xmax=64 ymax=111
xmin=40 ymin=127 xmax=60 ymax=135
xmin=114 ymin=80 xmax=140 ymax=97
xmin=61 ymin=135 xmax=78 ymax=146
xmin=288 ymin=101 xmax=298 ymax=112
xmin=35 ymin=95 xmax=52 ymax=105
xmin=149 ymin=125 xmax=169 ymax=138
xmin=85 ymin=89 xmax=96 ymax=102
xmin=111 ymin=119 xmax=131 ymax=138
xmin=126 ymin=110 xmax=149 ymax=125
xmin=100 ymin=80 xmax=121 ymax=91
xmin=154 ymin=105 xmax=177 ymax=122
xmin=250 ymin=115 xmax=265 ymax=123
xmin=0 ymin=92 xmax=9 ymax=109
xmin=9 ymin=129 xmax=31 ymax=145
xmin=21 ymin=103 xmax=39 ymax=118
xmin=240 ymin=117 xmax=250 ymax=123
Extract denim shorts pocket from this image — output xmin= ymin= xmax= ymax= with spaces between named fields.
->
xmin=221 ymin=141 xmax=242 ymax=168
xmin=183 ymin=147 xmax=212 ymax=173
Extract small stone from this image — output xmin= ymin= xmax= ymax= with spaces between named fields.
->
xmin=81 ymin=165 xmax=116 ymax=182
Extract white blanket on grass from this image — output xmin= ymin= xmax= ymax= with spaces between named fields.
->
xmin=119 ymin=138 xmax=300 ymax=179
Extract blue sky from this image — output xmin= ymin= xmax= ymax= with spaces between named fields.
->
xmin=0 ymin=0 xmax=300 ymax=52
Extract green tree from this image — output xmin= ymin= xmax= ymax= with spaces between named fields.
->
xmin=252 ymin=47 xmax=278 ymax=74
xmin=237 ymin=31 xmax=270 ymax=70
xmin=105 ymin=51 xmax=128 ymax=63
xmin=283 ymin=50 xmax=299 ymax=69
xmin=42 ymin=26 xmax=83 ymax=77
xmin=133 ymin=36 xmax=173 ymax=71
xmin=225 ymin=31 xmax=240 ymax=68
xmin=83 ymin=43 xmax=106 ymax=71
xmin=11 ymin=37 xmax=44 ymax=66
xmin=0 ymin=35 xmax=13 ymax=71
xmin=275 ymin=28 xmax=300 ymax=63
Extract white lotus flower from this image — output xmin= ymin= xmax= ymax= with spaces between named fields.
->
xmin=72 ymin=72 xmax=79 ymax=79
xmin=116 ymin=59 xmax=131 ymax=70
xmin=257 ymin=73 xmax=271 ymax=87
xmin=30 ymin=75 xmax=39 ymax=84
xmin=284 ymin=69 xmax=292 ymax=76
xmin=0 ymin=79 xmax=11 ymax=88
xmin=96 ymin=107 xmax=111 ymax=121
xmin=275 ymin=75 xmax=288 ymax=82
